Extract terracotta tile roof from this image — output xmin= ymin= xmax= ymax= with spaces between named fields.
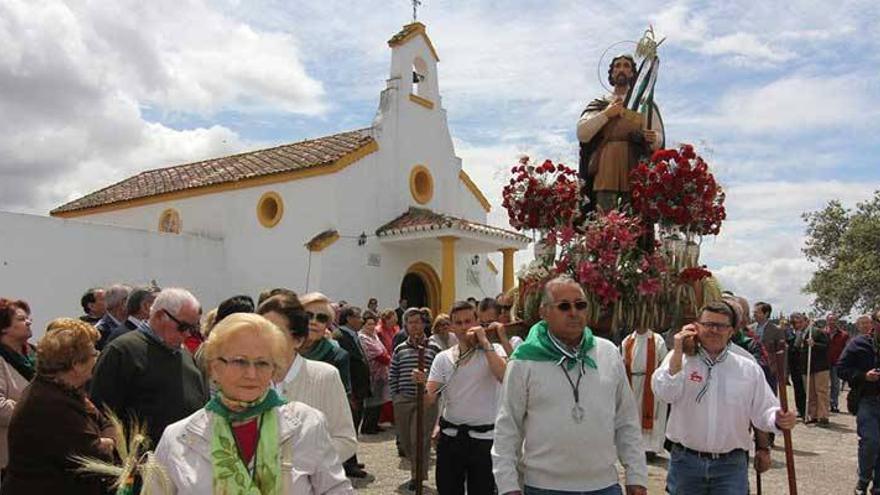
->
xmin=52 ymin=128 xmax=375 ymax=215
xmin=376 ymin=207 xmax=530 ymax=244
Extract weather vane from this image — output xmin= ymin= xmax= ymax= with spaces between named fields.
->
xmin=412 ymin=0 xmax=422 ymax=22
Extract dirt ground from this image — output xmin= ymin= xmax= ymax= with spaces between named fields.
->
xmin=353 ymin=386 xmax=858 ymax=494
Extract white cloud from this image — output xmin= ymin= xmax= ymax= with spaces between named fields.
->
xmin=700 ymin=32 xmax=794 ymax=63
xmin=715 ymin=76 xmax=873 ymax=134
xmin=0 ymin=0 xmax=325 ymax=212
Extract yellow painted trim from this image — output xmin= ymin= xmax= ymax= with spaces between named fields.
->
xmin=257 ymin=191 xmax=284 ymax=228
xmin=486 ymin=259 xmax=498 ymax=275
xmin=405 ymin=262 xmax=441 ymax=318
xmin=458 ymin=170 xmax=491 ymax=213
xmin=500 ymin=248 xmax=517 ymax=293
xmin=307 ymin=231 xmax=340 ymax=252
xmin=388 ymin=22 xmax=440 ymax=61
xmin=409 ymin=165 xmax=434 ymax=205
xmin=408 ymin=93 xmax=435 ymax=110
xmin=158 ymin=208 xmax=181 ymax=234
xmin=52 ymin=140 xmax=379 ymax=218
xmin=439 ymin=236 xmax=458 ymax=314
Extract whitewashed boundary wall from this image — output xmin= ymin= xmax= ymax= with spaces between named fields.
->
xmin=0 ymin=212 xmax=225 ymax=336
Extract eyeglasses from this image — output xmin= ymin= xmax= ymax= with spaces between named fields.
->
xmin=553 ymin=300 xmax=589 ymax=312
xmin=498 ymin=304 xmax=513 ymax=312
xmin=305 ymin=312 xmax=331 ymax=324
xmin=697 ymin=321 xmax=732 ymax=330
xmin=217 ymin=356 xmax=275 ymax=374
xmin=162 ymin=309 xmax=198 ymax=334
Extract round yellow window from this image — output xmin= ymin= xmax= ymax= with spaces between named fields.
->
xmin=409 ymin=165 xmax=434 ymax=205
xmin=257 ymin=192 xmax=284 ymax=228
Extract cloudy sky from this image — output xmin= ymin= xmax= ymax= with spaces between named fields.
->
xmin=1 ymin=0 xmax=878 ymax=313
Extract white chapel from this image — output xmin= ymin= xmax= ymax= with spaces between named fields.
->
xmin=7 ymin=23 xmax=528 ymax=323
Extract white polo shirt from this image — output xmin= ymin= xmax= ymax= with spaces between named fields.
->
xmin=428 ymin=343 xmax=506 ymax=440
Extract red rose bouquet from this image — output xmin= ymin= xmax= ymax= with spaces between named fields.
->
xmin=501 ymin=156 xmax=580 ymax=231
xmin=630 ymin=144 xmax=726 ymax=236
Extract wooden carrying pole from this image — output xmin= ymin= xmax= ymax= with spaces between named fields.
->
xmin=414 ymin=344 xmax=426 ymax=495
xmin=775 ymin=341 xmax=798 ymax=495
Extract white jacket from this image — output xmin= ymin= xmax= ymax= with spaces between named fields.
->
xmin=151 ymin=401 xmax=354 ymax=494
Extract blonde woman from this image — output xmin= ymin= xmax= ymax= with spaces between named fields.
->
xmin=2 ymin=318 xmax=115 ymax=494
xmin=151 ymin=313 xmax=353 ymax=494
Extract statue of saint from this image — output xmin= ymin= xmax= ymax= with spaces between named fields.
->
xmin=577 ymin=54 xmax=664 ymax=212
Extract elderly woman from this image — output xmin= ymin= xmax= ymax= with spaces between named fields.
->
xmin=359 ymin=310 xmax=390 ymax=434
xmin=0 ymin=298 xmax=35 ymax=474
xmin=151 ymin=313 xmax=353 ymax=494
xmin=256 ymin=294 xmax=357 ymax=467
xmin=298 ymin=293 xmax=352 ymax=395
xmin=1 ymin=318 xmax=115 ymax=494
xmin=428 ymin=313 xmax=458 ymax=351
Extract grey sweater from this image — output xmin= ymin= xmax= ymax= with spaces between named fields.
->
xmin=491 ymin=337 xmax=647 ymax=493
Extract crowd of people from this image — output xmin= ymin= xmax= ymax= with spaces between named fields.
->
xmin=0 ymin=281 xmax=877 ymax=494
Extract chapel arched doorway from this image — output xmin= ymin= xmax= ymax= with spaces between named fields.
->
xmin=401 ymin=262 xmax=440 ymax=317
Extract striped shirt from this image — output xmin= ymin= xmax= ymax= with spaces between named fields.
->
xmin=389 ymin=339 xmax=441 ymax=399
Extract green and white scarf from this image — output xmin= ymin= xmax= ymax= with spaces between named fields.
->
xmin=511 ymin=320 xmax=597 ymax=370
xmin=205 ymin=389 xmax=287 ymax=495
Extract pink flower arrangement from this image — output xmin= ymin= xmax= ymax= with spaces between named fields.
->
xmin=553 ymin=210 xmax=668 ymax=309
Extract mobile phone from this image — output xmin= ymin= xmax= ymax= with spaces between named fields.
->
xmin=683 ymin=333 xmax=701 ymax=356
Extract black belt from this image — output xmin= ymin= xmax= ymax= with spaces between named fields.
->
xmin=666 ymin=440 xmax=745 ymax=461
xmin=439 ymin=417 xmax=494 ymax=439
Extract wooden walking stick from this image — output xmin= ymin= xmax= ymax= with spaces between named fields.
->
xmin=803 ymin=320 xmax=814 ymax=423
xmin=775 ymin=341 xmax=799 ymax=495
xmin=414 ymin=343 xmax=426 ymax=495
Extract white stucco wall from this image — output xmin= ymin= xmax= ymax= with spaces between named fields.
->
xmin=0 ymin=211 xmax=224 ymax=336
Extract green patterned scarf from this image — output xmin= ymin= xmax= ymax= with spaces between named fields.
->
xmin=206 ymin=390 xmax=287 ymax=495
xmin=511 ymin=320 xmax=597 ymax=370
xmin=301 ymin=337 xmax=335 ymax=362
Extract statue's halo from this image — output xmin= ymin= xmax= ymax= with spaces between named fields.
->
xmin=597 ymin=40 xmax=638 ymax=93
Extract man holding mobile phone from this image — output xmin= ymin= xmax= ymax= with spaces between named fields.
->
xmin=653 ymin=301 xmax=797 ymax=494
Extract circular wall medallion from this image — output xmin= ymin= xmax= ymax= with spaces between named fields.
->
xmin=409 ymin=165 xmax=434 ymax=205
xmin=257 ymin=191 xmax=284 ymax=228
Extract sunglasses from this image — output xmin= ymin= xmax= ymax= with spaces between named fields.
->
xmin=162 ymin=309 xmax=198 ymax=334
xmin=553 ymin=300 xmax=589 ymax=312
xmin=306 ymin=311 xmax=331 ymax=324
xmin=498 ymin=304 xmax=513 ymax=311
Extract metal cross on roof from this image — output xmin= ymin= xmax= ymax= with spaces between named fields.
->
xmin=412 ymin=0 xmax=422 ymax=22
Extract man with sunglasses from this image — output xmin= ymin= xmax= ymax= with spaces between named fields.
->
xmin=91 ymin=288 xmax=209 ymax=447
xmin=653 ymin=301 xmax=797 ymax=495
xmin=493 ymin=275 xmax=647 ymax=495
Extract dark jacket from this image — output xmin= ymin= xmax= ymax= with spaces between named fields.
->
xmin=94 ymin=314 xmax=122 ymax=351
xmin=837 ymin=335 xmax=880 ymax=397
xmin=2 ymin=376 xmax=115 ymax=495
xmin=336 ymin=326 xmax=372 ymax=400
xmin=797 ymin=327 xmax=831 ymax=374
xmin=90 ymin=329 xmax=208 ymax=445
